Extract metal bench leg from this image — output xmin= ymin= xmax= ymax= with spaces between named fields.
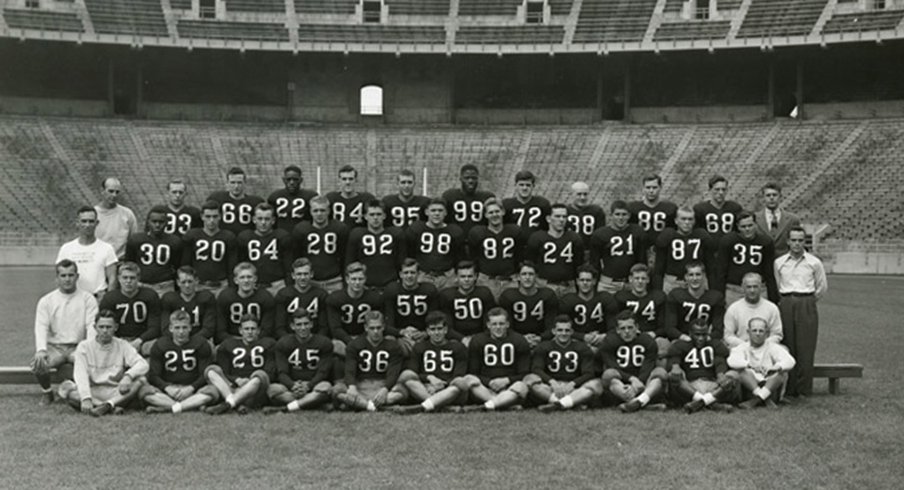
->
xmin=828 ymin=378 xmax=839 ymax=395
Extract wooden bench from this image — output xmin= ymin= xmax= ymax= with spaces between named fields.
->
xmin=0 ymin=367 xmax=61 ymax=385
xmin=813 ymin=363 xmax=863 ymax=394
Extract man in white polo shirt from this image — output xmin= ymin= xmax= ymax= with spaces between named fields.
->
xmin=723 ymin=272 xmax=782 ymax=348
xmin=56 ymin=206 xmax=118 ymax=299
xmin=94 ymin=177 xmax=139 ymax=259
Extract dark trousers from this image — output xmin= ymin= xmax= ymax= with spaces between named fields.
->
xmin=779 ymin=295 xmax=819 ymax=396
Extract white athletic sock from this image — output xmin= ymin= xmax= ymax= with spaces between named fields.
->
xmin=484 ymin=400 xmax=496 ymax=411
xmin=548 ymin=394 xmax=559 ymax=403
xmin=286 ymin=400 xmax=300 ymax=412
xmin=702 ymin=393 xmax=716 ymax=406
xmin=559 ymin=396 xmax=574 ymax=409
xmin=171 ymin=402 xmax=183 ymax=414
xmin=758 ymin=388 xmax=772 ymax=400
xmin=366 ymin=401 xmax=376 ymax=412
xmin=692 ymin=392 xmax=704 ymax=402
xmin=422 ymin=399 xmax=435 ymax=412
xmin=637 ymin=393 xmax=651 ymax=406
xmin=42 ymin=387 xmax=53 ymax=394
xmin=225 ymin=394 xmax=236 ymax=407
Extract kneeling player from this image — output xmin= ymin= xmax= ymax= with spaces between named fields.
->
xmin=336 ymin=311 xmax=408 ymax=411
xmin=599 ymin=310 xmax=668 ymax=413
xmin=458 ymin=308 xmax=531 ymax=411
xmin=526 ymin=315 xmax=602 ymax=412
xmin=142 ymin=310 xmax=219 ymax=414
xmin=667 ymin=318 xmax=737 ymax=413
xmin=265 ymin=310 xmax=334 ymax=413
xmin=395 ymin=311 xmax=469 ymax=413
xmin=59 ymin=310 xmax=148 ymax=416
xmin=727 ymin=317 xmax=796 ymax=409
xmin=204 ymin=314 xmax=276 ymax=414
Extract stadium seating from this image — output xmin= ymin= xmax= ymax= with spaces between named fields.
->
xmin=455 ymin=25 xmax=565 ymax=45
xmin=821 ymin=9 xmax=904 ymax=35
xmin=736 ymin=0 xmax=827 ymax=39
xmin=297 ymin=24 xmax=445 ymax=43
xmin=654 ymin=20 xmax=732 ymax=41
xmin=458 ymin=0 xmax=522 ymax=17
xmin=2 ymin=116 xmax=904 ymax=243
xmin=573 ymin=0 xmax=658 ymax=44
xmin=178 ymin=20 xmax=290 ymax=42
xmin=170 ymin=0 xmax=192 ymax=9
xmin=386 ymin=0 xmax=450 ymax=16
xmin=83 ymin=0 xmax=168 ymax=37
xmin=225 ymin=0 xmax=285 ymax=14
xmin=294 ymin=0 xmax=357 ymax=15
xmin=2 ymin=9 xmax=84 ymax=32
xmin=548 ymin=0 xmax=575 ymax=16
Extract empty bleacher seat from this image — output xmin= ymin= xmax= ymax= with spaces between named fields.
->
xmin=297 ymin=24 xmax=446 ymax=43
xmin=654 ymin=20 xmax=731 ymax=41
xmin=294 ymin=0 xmax=357 ymax=15
xmin=736 ymin=0 xmax=826 ymax=38
xmin=83 ymin=0 xmax=168 ymax=37
xmin=2 ymin=8 xmax=84 ymax=32
xmin=225 ymin=0 xmax=285 ymax=13
xmin=821 ymin=9 xmax=904 ymax=34
xmin=456 ymin=25 xmax=565 ymax=44
xmin=458 ymin=0 xmax=522 ymax=16
xmin=386 ymin=0 xmax=450 ymax=16
xmin=573 ymin=0 xmax=658 ymax=43
xmin=178 ymin=20 xmax=290 ymax=41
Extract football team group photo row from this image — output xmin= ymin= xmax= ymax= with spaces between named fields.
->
xmin=36 ymin=163 xmax=827 ymax=416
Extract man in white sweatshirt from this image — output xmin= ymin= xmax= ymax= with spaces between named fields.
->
xmin=32 ymin=260 xmax=98 ymax=406
xmin=723 ymin=273 xmax=782 ymax=348
xmin=727 ymin=317 xmax=795 ymax=409
xmin=59 ymin=309 xmax=148 ymax=416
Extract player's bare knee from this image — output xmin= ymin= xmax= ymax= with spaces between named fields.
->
xmin=583 ymin=379 xmax=604 ymax=396
xmin=312 ymin=381 xmax=332 ymax=394
xmin=508 ymin=381 xmax=529 ymax=399
xmin=267 ymin=383 xmax=288 ymax=398
xmin=397 ymin=370 xmax=419 ymax=384
xmin=601 ymin=369 xmax=620 ymax=385
xmin=522 ymin=374 xmax=542 ymax=387
xmin=649 ymin=367 xmax=668 ymax=382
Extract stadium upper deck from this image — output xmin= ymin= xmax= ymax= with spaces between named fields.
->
xmin=1 ymin=0 xmax=903 ymax=53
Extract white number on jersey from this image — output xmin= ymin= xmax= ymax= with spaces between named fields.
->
xmin=306 ymin=232 xmax=337 ymax=255
xmin=232 ymin=345 xmax=265 ymax=369
xmin=165 ymin=213 xmax=192 ymax=235
xmin=732 ymin=243 xmax=763 ymax=266
xmin=482 ymin=237 xmax=515 ymax=260
xmin=229 ymin=302 xmax=261 ymax=324
xmin=483 ymin=343 xmax=514 ymax=366
xmin=340 ymin=303 xmax=371 ymax=325
xmin=453 ymin=297 xmax=482 ymax=320
xmin=682 ymin=302 xmax=712 ymax=323
xmin=115 ymin=301 xmax=147 ymax=325
xmin=222 ymin=203 xmax=252 ymax=225
xmin=358 ymin=350 xmax=390 ymax=373
xmin=139 ymin=243 xmax=171 ymax=266
xmin=705 ymin=213 xmax=734 ymax=234
xmin=512 ymin=300 xmax=544 ymax=323
xmin=542 ymin=241 xmax=574 ymax=264
xmin=573 ymin=302 xmax=604 ymax=327
xmin=248 ymin=239 xmax=279 ymax=261
xmin=670 ymin=238 xmax=702 ymax=261
xmin=637 ymin=211 xmax=667 ymax=232
xmin=422 ymin=350 xmax=454 ymax=373
xmin=287 ymin=296 xmax=319 ymax=318
xmin=391 ymin=206 xmax=420 ymax=227
xmin=420 ymin=232 xmax=451 ymax=255
xmin=625 ymin=300 xmax=657 ymax=323
xmin=288 ymin=348 xmax=320 ymax=370
xmin=195 ymin=239 xmax=226 ymax=262
xmin=275 ymin=197 xmax=306 ymax=219
xmin=512 ymin=207 xmax=543 ymax=229
xmin=568 ymin=214 xmax=597 ymax=236
xmin=163 ymin=349 xmax=197 ymax=372
xmin=396 ymin=295 xmax=428 ymax=317
xmin=452 ymin=200 xmax=483 ymax=223
xmin=547 ymin=350 xmax=579 ymax=373
xmin=362 ymin=234 xmax=393 ymax=256
xmin=683 ymin=346 xmax=714 ymax=369
xmin=615 ymin=344 xmax=645 ymax=368
xmin=609 ymin=235 xmax=635 ymax=257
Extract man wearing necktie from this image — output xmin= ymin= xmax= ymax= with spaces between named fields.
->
xmin=755 ymin=183 xmax=801 ymax=256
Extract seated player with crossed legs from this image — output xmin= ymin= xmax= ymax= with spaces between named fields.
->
xmin=59 ymin=310 xmax=148 ymax=416
xmin=459 ymin=307 xmax=531 ymax=412
xmin=336 ymin=311 xmax=408 ymax=412
xmin=667 ymin=318 xmax=737 ymax=414
xmin=526 ymin=315 xmax=602 ymax=412
xmin=264 ymin=310 xmax=334 ymax=413
xmin=142 ymin=310 xmax=220 ymax=414
xmin=728 ymin=317 xmax=796 ymax=409
xmin=598 ymin=310 xmax=668 ymax=413
xmin=395 ymin=311 xmax=469 ymax=414
xmin=204 ymin=313 xmax=276 ymax=414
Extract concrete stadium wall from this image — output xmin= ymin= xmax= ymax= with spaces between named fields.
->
xmin=631 ymin=105 xmax=769 ymax=123
xmin=143 ymin=102 xmax=288 ymax=121
xmin=0 ymin=96 xmax=108 ymax=117
xmin=455 ymin=108 xmax=597 ymax=125
xmin=807 ymin=100 xmax=904 ymax=120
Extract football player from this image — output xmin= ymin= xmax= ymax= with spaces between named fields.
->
xmin=99 ymin=262 xmax=161 ymax=356
xmin=326 ymin=262 xmax=386 ymax=356
xmin=125 ymin=205 xmax=183 ymax=296
xmin=268 ymin=165 xmax=318 ymax=232
xmin=438 ymin=261 xmax=497 ymax=343
xmin=653 ymin=206 xmax=716 ymax=293
xmin=468 ymin=198 xmax=525 ymax=298
xmin=727 ymin=318 xmax=795 ymax=409
xmin=598 ymin=310 xmax=667 ymax=413
xmin=441 ymin=164 xmax=495 ymax=236
xmin=214 ymin=262 xmax=276 ymax=343
xmin=559 ymin=265 xmax=618 ymax=350
xmin=716 ymin=211 xmax=778 ymax=305
xmin=497 ymin=261 xmax=558 ymax=348
xmin=526 ymin=315 xmax=602 ymax=412
xmin=206 ymin=166 xmax=264 ymax=236
xmin=382 ymin=258 xmax=439 ymax=354
xmin=160 ymin=266 xmax=217 ymax=339
xmin=589 ymin=200 xmax=646 ymax=294
xmin=292 ymin=195 xmax=348 ymax=293
xmin=502 ymin=170 xmax=551 ymax=234
xmin=336 ymin=311 xmax=408 ymax=411
xmin=526 ymin=204 xmax=584 ymax=297
xmin=236 ymin=203 xmax=293 ymax=296
xmin=614 ymin=263 xmax=669 ymax=357
xmin=346 ymin=200 xmax=406 ymax=291
xmin=663 ymin=261 xmax=725 ymax=342
xmin=162 ymin=178 xmax=201 ymax=236
xmin=205 ymin=313 xmax=277 ymax=414
xmin=407 ymin=198 xmax=464 ymax=290
xmin=326 ymin=164 xmax=376 ymax=228
xmin=458 ymin=308 xmax=531 ymax=411
xmin=142 ymin=310 xmax=218 ymax=414
xmin=627 ymin=174 xmax=677 ymax=263
xmin=274 ymin=258 xmax=329 ymax=339
xmin=693 ymin=175 xmax=743 ymax=242
xmin=667 ymin=318 xmax=737 ymax=413
xmin=382 ymin=169 xmax=429 ymax=229
xmin=181 ymin=200 xmax=238 ymax=296
xmin=264 ymin=310 xmax=334 ymax=413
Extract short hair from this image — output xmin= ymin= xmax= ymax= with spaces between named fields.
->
xmin=684 ymin=261 xmax=706 ymax=274
xmin=615 ymin=309 xmax=636 ymax=323
xmin=398 ymin=169 xmax=415 ymax=179
xmin=55 ymin=259 xmax=78 ymax=274
xmin=167 ymin=178 xmax=186 ymax=190
xmin=455 ymin=260 xmax=476 ymax=274
xmin=629 ymin=263 xmax=649 ymax=276
xmin=291 ymin=309 xmax=312 ymax=322
xmin=101 ymin=177 xmax=120 ymax=189
xmin=484 ymin=197 xmax=503 ymax=211
xmin=338 ymin=165 xmax=357 ymax=177
xmin=364 ymin=310 xmax=384 ymax=324
xmin=284 ymin=165 xmax=302 ymax=175
xmin=741 ymin=272 xmax=763 ymax=284
xmin=690 ymin=317 xmax=710 ymax=332
xmin=400 ymin=257 xmax=419 ymax=270
xmin=254 ymin=202 xmax=274 ymax=215
xmin=610 ymin=200 xmax=629 ymax=213
xmin=553 ymin=314 xmax=572 ymax=326
xmin=514 ymin=170 xmax=535 ymax=184
xmin=518 ymin=260 xmax=537 ymax=273
xmin=676 ymin=205 xmax=694 ymax=217
xmin=460 ymin=164 xmax=479 ymax=175
xmin=642 ymin=174 xmax=662 ymax=186
xmin=427 ymin=197 xmax=446 ymax=208
xmin=486 ymin=307 xmax=508 ymax=321
xmin=747 ymin=317 xmax=769 ymax=331
xmin=76 ymin=205 xmax=96 ymax=217
xmin=97 ymin=309 xmax=117 ymax=324
xmin=788 ymin=226 xmax=806 ymax=237
xmin=118 ymin=261 xmax=140 ymax=276
xmin=708 ymin=175 xmax=728 ymax=189
xmin=148 ymin=205 xmax=169 ymax=217
xmin=169 ymin=310 xmax=192 ymax=325
xmin=309 ymin=195 xmax=330 ymax=208
xmin=550 ymin=203 xmax=568 ymax=214
xmin=292 ymin=258 xmax=313 ymax=270
xmin=177 ymin=265 xmax=198 ymax=278
xmin=761 ymin=182 xmax=781 ymax=194
xmin=227 ymin=167 xmax=246 ymax=179
xmin=576 ymin=264 xmax=599 ymax=278
xmin=233 ymin=261 xmax=257 ymax=276
xmin=239 ymin=313 xmax=260 ymax=325
xmin=201 ymin=200 xmax=220 ymax=212
xmin=736 ymin=210 xmax=755 ymax=223
xmin=425 ymin=311 xmax=447 ymax=328
xmin=366 ymin=199 xmax=385 ymax=212
xmin=346 ymin=262 xmax=367 ymax=276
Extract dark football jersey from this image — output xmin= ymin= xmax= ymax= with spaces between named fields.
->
xmin=382 ymin=194 xmax=430 ymax=229
xmin=441 ymin=188 xmax=495 ymax=235
xmin=215 ymin=336 xmax=277 ymax=381
xmin=503 ymin=196 xmax=551 ymax=234
xmin=125 ymin=232 xmax=183 ymax=284
xmin=597 ymin=333 xmax=658 ymax=380
xmin=181 ymin=228 xmax=238 ymax=283
xmin=163 ymin=205 xmax=202 ymax=236
xmin=653 ymin=228 xmax=716 ymax=289
xmin=615 ymin=289 xmax=667 ymax=336
xmin=148 ymin=334 xmax=213 ymax=389
xmin=274 ymin=285 xmax=329 ymax=338
xmin=667 ymin=339 xmax=729 ymax=382
xmin=406 ymin=222 xmax=464 ymax=274
xmin=407 ymin=339 xmax=468 ymax=383
xmin=716 ymin=232 xmax=778 ymax=301
xmin=345 ymin=227 xmax=407 ymax=287
xmin=559 ymin=291 xmax=618 ymax=335
xmin=693 ymin=200 xmax=744 ymax=241
xmin=382 ymin=281 xmax=439 ymax=332
xmin=268 ymin=188 xmax=319 ymax=232
xmin=326 ymin=191 xmax=377 ymax=228
xmin=438 ymin=286 xmax=497 ymax=338
xmin=531 ymin=338 xmax=595 ymax=385
xmin=214 ymin=287 xmax=276 ymax=342
xmin=467 ymin=330 xmax=531 ymax=385
xmin=326 ymin=289 xmax=384 ymax=343
xmin=100 ymin=287 xmax=161 ymax=341
xmin=665 ymin=288 xmax=726 ymax=340
xmin=497 ymin=287 xmax=558 ymax=337
xmin=467 ymin=224 xmax=526 ymax=277
xmin=161 ymin=290 xmax=217 ymax=339
xmin=526 ymin=230 xmax=584 ymax=283
xmin=236 ymin=229 xmax=293 ymax=285
xmin=344 ymin=337 xmax=404 ymax=386
xmin=273 ymin=333 xmax=334 ymax=385
xmin=292 ymin=220 xmax=348 ymax=281
xmin=566 ymin=204 xmax=606 ymax=248
xmin=589 ymin=225 xmax=647 ymax=281
xmin=206 ymin=191 xmax=265 ymax=236
xmin=627 ymin=200 xmax=678 ymax=245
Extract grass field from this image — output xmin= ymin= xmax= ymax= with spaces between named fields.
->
xmin=1 ymin=267 xmax=902 ymax=489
